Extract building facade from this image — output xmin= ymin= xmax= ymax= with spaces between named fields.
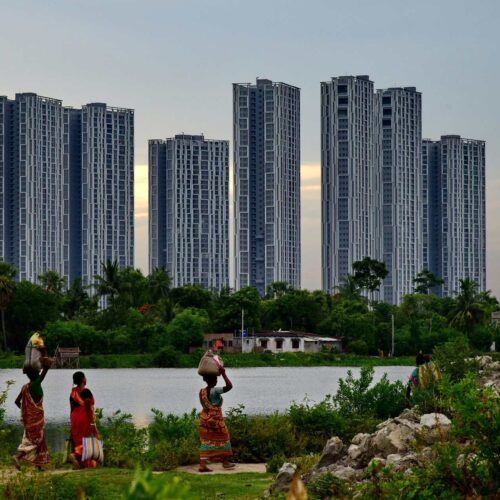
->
xmin=233 ymin=78 xmax=301 ymax=296
xmin=321 ymin=77 xmax=422 ymax=304
xmin=149 ymin=134 xmax=229 ymax=290
xmin=423 ymin=136 xmax=486 ymax=295
xmin=0 ymin=93 xmax=69 ymax=281
xmin=321 ymin=76 xmax=381 ymax=293
xmin=79 ymin=104 xmax=134 ymax=285
xmin=377 ymin=87 xmax=423 ymax=304
xmin=0 ymin=93 xmax=134 ymax=286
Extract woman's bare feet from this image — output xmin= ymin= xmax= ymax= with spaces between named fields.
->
xmin=69 ymin=453 xmax=81 ymax=469
xmin=223 ymin=461 xmax=236 ymax=469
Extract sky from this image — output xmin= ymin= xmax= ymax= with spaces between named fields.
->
xmin=1 ymin=0 xmax=499 ymax=297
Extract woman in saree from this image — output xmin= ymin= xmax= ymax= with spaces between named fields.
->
xmin=69 ymin=371 xmax=99 ymax=469
xmin=199 ymin=367 xmax=235 ymax=472
xmin=12 ymin=359 xmax=52 ymax=470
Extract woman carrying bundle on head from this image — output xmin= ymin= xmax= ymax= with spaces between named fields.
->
xmin=198 ymin=351 xmax=235 ymax=472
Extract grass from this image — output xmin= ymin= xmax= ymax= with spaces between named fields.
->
xmin=0 ymin=467 xmax=273 ymax=500
xmin=0 ymin=351 xmax=414 ymax=369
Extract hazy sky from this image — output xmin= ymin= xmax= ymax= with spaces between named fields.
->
xmin=1 ymin=0 xmax=499 ymax=296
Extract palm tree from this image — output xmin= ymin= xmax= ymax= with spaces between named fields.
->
xmin=450 ymin=278 xmax=485 ymax=333
xmin=39 ymin=270 xmax=66 ymax=294
xmin=94 ymin=260 xmax=120 ymax=302
xmin=335 ymin=274 xmax=363 ymax=301
xmin=147 ymin=267 xmax=171 ymax=303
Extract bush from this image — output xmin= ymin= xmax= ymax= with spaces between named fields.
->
xmin=126 ymin=469 xmax=190 ymax=499
xmin=154 ymin=346 xmax=182 ymax=368
xmin=97 ymin=410 xmax=148 ymax=468
xmin=348 ymin=339 xmax=369 ymax=355
xmin=308 ymin=472 xmax=351 ymax=499
xmin=432 ymin=335 xmax=478 ymax=381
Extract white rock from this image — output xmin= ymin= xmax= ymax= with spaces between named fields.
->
xmin=420 ymin=413 xmax=451 ymax=429
xmin=270 ymin=463 xmax=297 ymax=494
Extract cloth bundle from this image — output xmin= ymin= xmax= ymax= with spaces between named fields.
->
xmin=23 ymin=333 xmax=45 ymax=372
xmin=197 ymin=350 xmax=224 ymax=376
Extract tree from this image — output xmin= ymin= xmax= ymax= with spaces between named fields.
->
xmin=352 ymin=257 xmax=388 ymax=299
xmin=0 ymin=276 xmax=16 ymax=351
xmin=170 ymin=284 xmax=214 ymax=311
xmin=336 ymin=274 xmax=363 ymax=301
xmin=39 ymin=270 xmax=66 ymax=294
xmin=95 ymin=260 xmax=121 ymax=302
xmin=62 ymin=277 xmax=95 ymax=320
xmin=450 ymin=278 xmax=486 ymax=333
xmin=265 ymin=281 xmax=293 ymax=299
xmin=0 ymin=261 xmax=16 ymax=351
xmin=413 ymin=269 xmax=444 ymax=295
xmin=147 ymin=267 xmax=171 ymax=303
xmin=164 ymin=309 xmax=208 ymax=352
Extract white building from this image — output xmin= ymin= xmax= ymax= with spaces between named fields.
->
xmin=321 ymin=76 xmax=381 ymax=293
xmin=0 ymin=93 xmax=69 ymax=282
xmin=233 ymin=78 xmax=301 ymax=295
xmin=241 ymin=331 xmax=342 ymax=353
xmin=423 ymin=136 xmax=486 ymax=295
xmin=149 ymin=134 xmax=229 ymax=290
xmin=80 ymin=103 xmax=134 ymax=285
xmin=378 ymin=87 xmax=423 ymax=304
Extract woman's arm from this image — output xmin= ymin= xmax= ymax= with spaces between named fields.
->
xmin=39 ymin=357 xmax=52 ymax=382
xmin=15 ymin=390 xmax=22 ymax=409
xmin=220 ymin=368 xmax=233 ymax=393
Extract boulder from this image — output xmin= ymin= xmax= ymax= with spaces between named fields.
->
xmin=316 ymin=436 xmax=345 ymax=468
xmin=420 ymin=413 xmax=451 ymax=429
xmin=386 ymin=452 xmax=418 ymax=472
xmin=372 ymin=420 xmax=419 ymax=456
xmin=329 ymin=465 xmax=362 ymax=482
xmin=270 ymin=463 xmax=297 ymax=494
xmin=347 ymin=433 xmax=373 ymax=467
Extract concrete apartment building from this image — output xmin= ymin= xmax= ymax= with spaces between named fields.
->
xmin=149 ymin=134 xmax=229 ymax=290
xmin=0 ymin=92 xmax=134 ymax=286
xmin=233 ymin=78 xmax=301 ymax=296
xmin=423 ymin=136 xmax=486 ymax=295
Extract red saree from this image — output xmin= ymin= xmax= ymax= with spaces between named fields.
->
xmin=18 ymin=384 xmax=49 ymax=466
xmin=70 ymin=387 xmax=97 ymax=468
xmin=199 ymin=388 xmax=233 ymax=461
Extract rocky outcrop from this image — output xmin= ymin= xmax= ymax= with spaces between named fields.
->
xmin=292 ymin=409 xmax=451 ymax=488
xmin=476 ymin=355 xmax=500 ymax=395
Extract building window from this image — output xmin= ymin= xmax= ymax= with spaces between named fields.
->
xmin=260 ymin=339 xmax=268 ymax=349
xmin=276 ymin=339 xmax=283 ymax=349
xmin=291 ymin=339 xmax=300 ymax=349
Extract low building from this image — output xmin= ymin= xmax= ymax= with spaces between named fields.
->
xmin=202 ymin=333 xmax=242 ymax=353
xmin=241 ymin=331 xmax=342 ymax=354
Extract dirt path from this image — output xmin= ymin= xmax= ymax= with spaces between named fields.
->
xmin=175 ymin=463 xmax=267 ymax=475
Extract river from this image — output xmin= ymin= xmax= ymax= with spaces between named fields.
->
xmin=0 ymin=366 xmax=411 ymax=425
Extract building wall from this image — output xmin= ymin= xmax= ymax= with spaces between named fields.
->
xmin=80 ymin=104 xmax=134 ymax=286
xmin=321 ymin=76 xmax=381 ymax=293
xmin=378 ymin=87 xmax=423 ymax=304
xmin=234 ymin=78 xmax=301 ymax=296
xmin=423 ymin=136 xmax=486 ymax=295
xmin=149 ymin=134 xmax=229 ymax=290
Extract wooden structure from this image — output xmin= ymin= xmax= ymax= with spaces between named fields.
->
xmin=54 ymin=346 xmax=81 ymax=369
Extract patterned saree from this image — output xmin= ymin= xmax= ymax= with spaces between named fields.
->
xmin=70 ymin=388 xmax=97 ymax=468
xmin=18 ymin=384 xmax=49 ymax=466
xmin=199 ymin=388 xmax=233 ymax=461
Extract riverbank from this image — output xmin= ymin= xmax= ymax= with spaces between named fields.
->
xmin=0 ymin=351 xmax=414 ymax=369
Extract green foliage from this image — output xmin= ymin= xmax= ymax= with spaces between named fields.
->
xmin=126 ymin=469 xmax=190 ymax=499
xmin=154 ymin=346 xmax=183 ymax=367
xmin=413 ymin=269 xmax=444 ymax=294
xmin=307 ymin=472 xmax=351 ymax=499
xmin=97 ymin=410 xmax=148 ymax=468
xmin=432 ymin=335 xmax=477 ymax=381
xmin=164 ymin=308 xmax=208 ymax=353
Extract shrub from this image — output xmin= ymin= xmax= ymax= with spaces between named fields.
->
xmin=348 ymin=339 xmax=369 ymax=355
xmin=126 ymin=469 xmax=190 ymax=500
xmin=97 ymin=410 xmax=148 ymax=468
xmin=154 ymin=346 xmax=182 ymax=367
xmin=307 ymin=472 xmax=351 ymax=499
xmin=432 ymin=335 xmax=478 ymax=381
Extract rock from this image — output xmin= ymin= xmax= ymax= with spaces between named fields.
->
xmin=329 ymin=465 xmax=362 ymax=482
xmin=396 ymin=409 xmax=420 ymax=423
xmin=476 ymin=355 xmax=493 ymax=369
xmin=420 ymin=413 xmax=451 ymax=429
xmin=270 ymin=463 xmax=297 ymax=494
xmin=347 ymin=444 xmax=362 ymax=462
xmin=386 ymin=452 xmax=418 ymax=472
xmin=316 ymin=436 xmax=345 ymax=468
xmin=347 ymin=433 xmax=373 ymax=467
xmin=372 ymin=420 xmax=419 ymax=456
xmin=351 ymin=433 xmax=371 ymax=445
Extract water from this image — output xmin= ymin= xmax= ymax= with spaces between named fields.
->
xmin=0 ymin=366 xmax=411 ymax=426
